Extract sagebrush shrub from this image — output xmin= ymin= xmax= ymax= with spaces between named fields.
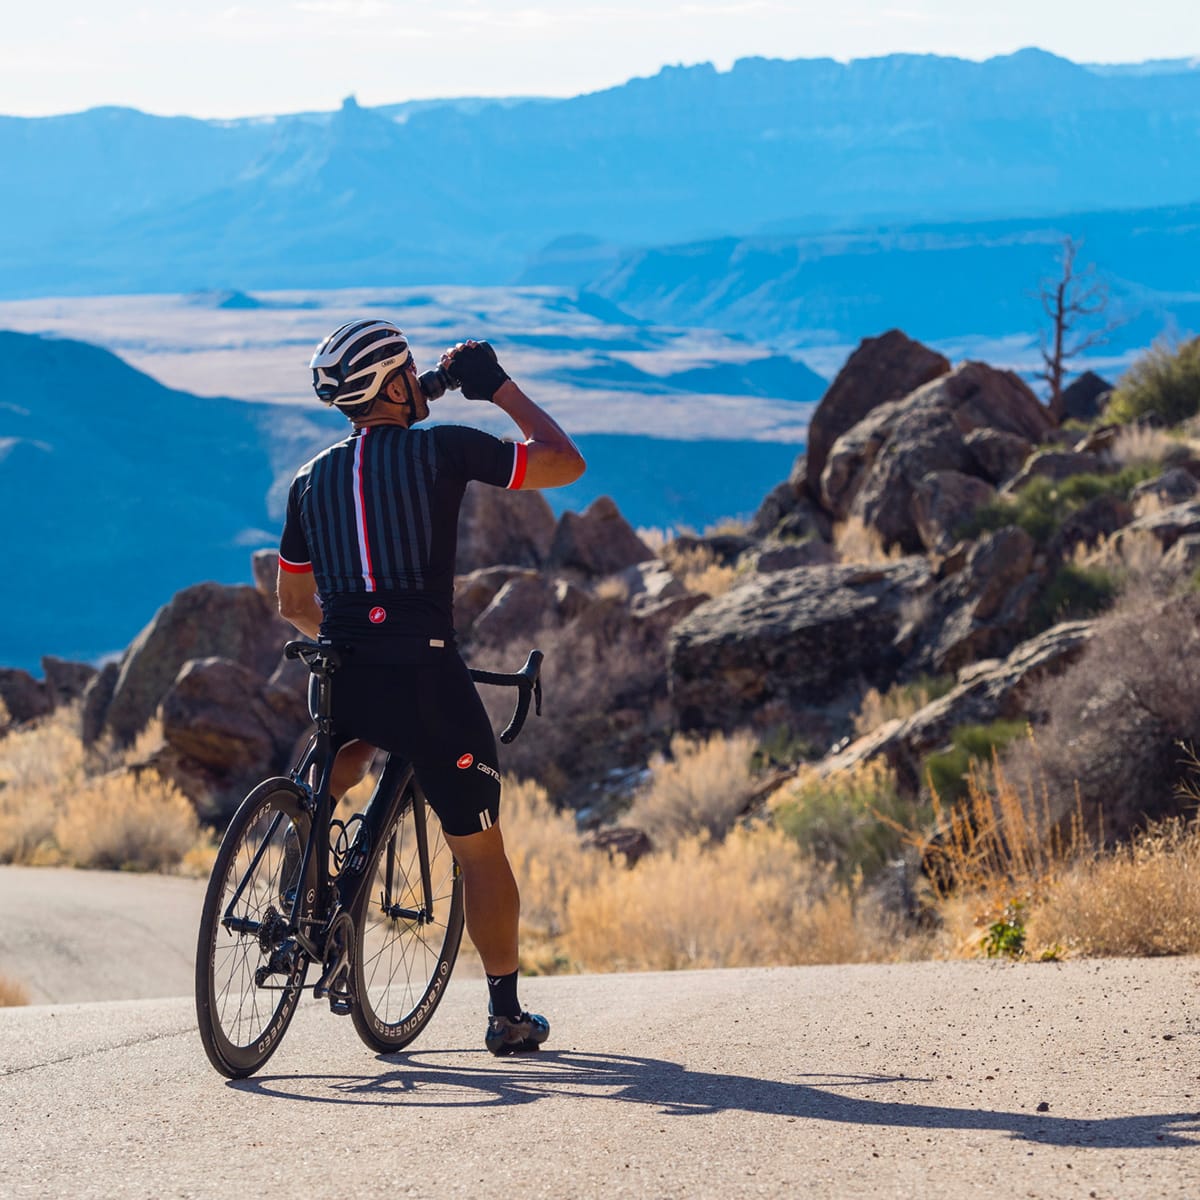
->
xmin=1105 ymin=337 xmax=1200 ymax=427
xmin=1004 ymin=591 xmax=1200 ymax=840
xmin=771 ymin=760 xmax=922 ymax=884
xmin=624 ymin=730 xmax=759 ymax=847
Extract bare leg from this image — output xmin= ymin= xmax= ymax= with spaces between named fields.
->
xmin=443 ymin=823 xmax=520 ymax=975
xmin=330 ymin=740 xmax=376 ymax=799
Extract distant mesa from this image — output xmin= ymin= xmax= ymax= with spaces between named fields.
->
xmin=188 ymin=289 xmax=266 ymax=310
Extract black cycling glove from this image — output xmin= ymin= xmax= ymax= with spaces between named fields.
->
xmin=444 ymin=341 xmax=510 ymax=402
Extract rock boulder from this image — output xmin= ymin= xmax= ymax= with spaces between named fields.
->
xmin=457 ymin=482 xmax=556 ymax=573
xmin=547 ymin=496 xmax=653 ymax=576
xmin=668 ymin=559 xmax=933 ymax=730
xmin=0 ymin=669 xmax=51 ymax=726
xmin=158 ymin=656 xmax=310 ymax=821
xmin=105 ymin=583 xmax=292 ymax=744
xmin=815 ymin=620 xmax=1096 ymax=794
xmin=805 ymin=330 xmax=950 ymax=500
xmin=911 ymin=471 xmax=996 ymax=554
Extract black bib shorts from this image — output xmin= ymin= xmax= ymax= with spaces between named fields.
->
xmin=321 ymin=644 xmax=502 ymax=838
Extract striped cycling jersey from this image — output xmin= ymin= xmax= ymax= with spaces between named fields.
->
xmin=279 ymin=423 xmax=527 ymax=638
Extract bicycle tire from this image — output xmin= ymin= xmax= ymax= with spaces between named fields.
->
xmin=195 ymin=778 xmax=314 ymax=1079
xmin=350 ymin=774 xmax=464 ymax=1053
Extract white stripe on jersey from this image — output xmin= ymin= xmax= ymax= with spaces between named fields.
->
xmin=353 ymin=429 xmax=376 ymax=591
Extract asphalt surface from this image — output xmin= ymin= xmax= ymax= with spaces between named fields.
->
xmin=2 ymin=958 xmax=1199 ymax=1199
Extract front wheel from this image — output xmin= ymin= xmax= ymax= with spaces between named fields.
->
xmin=195 ymin=778 xmax=314 ymax=1078
xmin=350 ymin=777 xmax=464 ymax=1052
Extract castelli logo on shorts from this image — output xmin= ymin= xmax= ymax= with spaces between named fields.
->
xmin=368 ymin=607 xmax=387 ymax=624
xmin=456 ymin=753 xmax=474 ymax=770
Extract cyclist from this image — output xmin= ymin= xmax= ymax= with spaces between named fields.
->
xmin=275 ymin=319 xmax=584 ymax=1055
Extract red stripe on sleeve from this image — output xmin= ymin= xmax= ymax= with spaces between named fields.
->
xmin=278 ymin=556 xmax=313 ymax=574
xmin=507 ymin=442 xmax=529 ymax=490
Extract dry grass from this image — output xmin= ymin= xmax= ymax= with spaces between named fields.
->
xmin=661 ymin=541 xmax=739 ymax=597
xmin=833 ymin=516 xmax=904 ymax=565
xmin=853 ymin=676 xmax=953 ymax=737
xmin=53 ymin=771 xmax=199 ymax=872
xmin=1109 ymin=423 xmax=1180 ymax=470
xmin=0 ymin=974 xmax=30 ymax=1006
xmin=1027 ymin=819 xmax=1200 ymax=956
xmin=0 ymin=706 xmax=205 ymax=872
xmin=624 ymin=730 xmax=759 ymax=848
xmin=562 ymin=826 xmax=898 ymax=971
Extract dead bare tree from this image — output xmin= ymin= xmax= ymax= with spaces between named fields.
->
xmin=1038 ymin=237 xmax=1114 ymax=421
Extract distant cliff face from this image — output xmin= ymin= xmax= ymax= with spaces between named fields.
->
xmin=3 ymin=50 xmax=1200 ymax=295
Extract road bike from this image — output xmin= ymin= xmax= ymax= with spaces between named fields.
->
xmin=195 ymin=640 xmax=543 ymax=1079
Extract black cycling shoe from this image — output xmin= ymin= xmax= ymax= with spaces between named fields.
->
xmin=485 ymin=1011 xmax=550 ymax=1056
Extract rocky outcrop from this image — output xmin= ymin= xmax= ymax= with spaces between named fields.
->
xmin=105 ymin=583 xmax=291 ymax=744
xmin=0 ymin=669 xmax=51 ymax=726
xmin=804 ymin=330 xmax=950 ymax=499
xmin=1130 ymin=468 xmax=1199 ymax=517
xmin=1002 ymin=449 xmax=1102 ymax=493
xmin=457 ymin=482 xmax=556 ymax=573
xmin=81 ymin=663 xmax=119 ymax=745
xmin=547 ymin=496 xmax=653 ymax=576
xmin=454 ymin=567 xmax=539 ymax=635
xmin=251 ymin=548 xmax=278 ymax=599
xmin=911 ymin=471 xmax=996 ymax=554
xmin=821 ymin=362 xmax=1054 ymax=550
xmin=668 ymin=559 xmax=933 ymax=730
xmin=914 ymin=527 xmax=1044 ymax=674
xmin=40 ymin=656 xmax=97 ymax=707
xmin=750 ymin=456 xmax=833 ymax=543
xmin=1110 ymin=501 xmax=1200 ymax=556
xmin=157 ymin=657 xmax=310 ymax=821
xmin=471 ymin=575 xmax=558 ymax=646
xmin=813 ymin=620 xmax=1096 ymax=794
xmin=964 ymin=428 xmax=1033 ymax=486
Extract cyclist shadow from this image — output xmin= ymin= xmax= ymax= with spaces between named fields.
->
xmin=236 ymin=1049 xmax=1200 ymax=1149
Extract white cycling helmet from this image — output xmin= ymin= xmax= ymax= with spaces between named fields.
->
xmin=310 ymin=319 xmax=411 ymax=410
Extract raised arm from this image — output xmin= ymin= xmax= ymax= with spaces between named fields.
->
xmin=442 ymin=340 xmax=585 ymax=490
xmin=491 ymin=379 xmax=585 ymax=489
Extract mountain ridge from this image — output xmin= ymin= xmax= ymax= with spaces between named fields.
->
xmin=4 ymin=49 xmax=1200 ymax=298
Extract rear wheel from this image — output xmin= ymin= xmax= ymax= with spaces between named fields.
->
xmin=350 ymin=778 xmax=464 ymax=1052
xmin=195 ymin=779 xmax=314 ymax=1079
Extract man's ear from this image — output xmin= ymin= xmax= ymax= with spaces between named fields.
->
xmin=383 ymin=373 xmax=408 ymax=404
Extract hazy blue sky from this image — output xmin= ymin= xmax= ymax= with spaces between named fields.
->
xmin=5 ymin=1 xmax=1198 ymax=118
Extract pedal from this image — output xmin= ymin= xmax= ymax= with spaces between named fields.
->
xmin=312 ymin=911 xmax=355 ymax=1015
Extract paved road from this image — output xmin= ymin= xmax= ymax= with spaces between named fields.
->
xmin=2 ymin=958 xmax=1198 ymax=1199
xmin=0 ymin=865 xmax=207 ymax=1003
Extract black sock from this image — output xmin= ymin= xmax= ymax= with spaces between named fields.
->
xmin=487 ymin=970 xmax=521 ymax=1019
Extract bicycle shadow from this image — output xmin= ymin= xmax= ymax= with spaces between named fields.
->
xmin=234 ymin=1049 xmax=1200 ymax=1149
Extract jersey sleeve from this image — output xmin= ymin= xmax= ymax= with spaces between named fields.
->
xmin=278 ymin=476 xmax=313 ymax=574
xmin=435 ymin=425 xmax=527 ymax=490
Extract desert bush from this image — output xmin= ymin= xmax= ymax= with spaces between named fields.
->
xmin=624 ymin=730 xmax=760 ymax=848
xmin=1109 ymin=422 xmax=1189 ymax=470
xmin=500 ymin=776 xmax=604 ymax=973
xmin=1004 ymin=590 xmax=1200 ymax=840
xmin=54 ymin=771 xmax=199 ymax=871
xmin=1026 ymin=561 xmax=1120 ymax=633
xmin=962 ymin=466 xmax=1155 ymax=545
xmin=0 ymin=707 xmax=203 ymax=871
xmin=0 ymin=974 xmax=29 ymax=1006
xmin=660 ymin=541 xmax=739 ymax=597
xmin=833 ymin=516 xmax=902 ymax=564
xmin=922 ymin=720 xmax=1028 ymax=804
xmin=1027 ymin=818 xmax=1200 ymax=956
xmin=771 ymin=760 xmax=923 ymax=884
xmin=1105 ymin=337 xmax=1200 ymax=427
xmin=853 ymin=675 xmax=954 ymax=737
xmin=561 ymin=825 xmax=896 ymax=971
